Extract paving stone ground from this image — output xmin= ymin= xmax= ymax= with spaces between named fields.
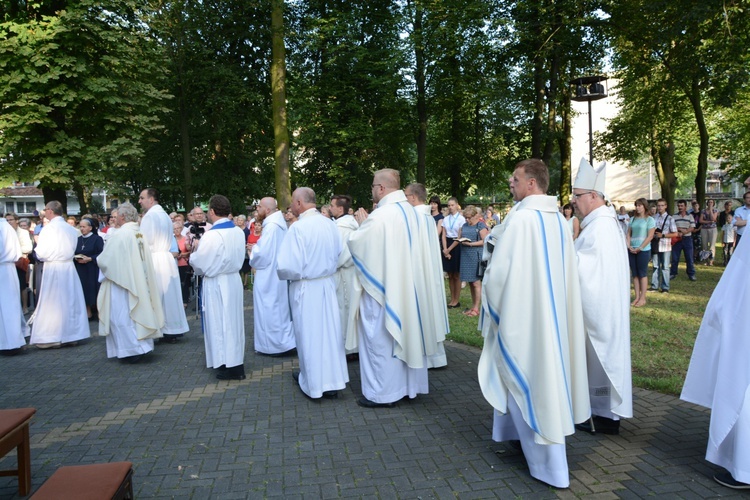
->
xmin=1 ymin=290 xmax=747 ymax=498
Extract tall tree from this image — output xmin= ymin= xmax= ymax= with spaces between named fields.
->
xmin=605 ymin=0 xmax=750 ymax=205
xmin=0 ymin=0 xmax=170 ymax=213
xmin=271 ymin=0 xmax=292 ymax=210
xmin=141 ymin=0 xmax=276 ymax=213
xmin=288 ymin=0 xmax=412 ymax=205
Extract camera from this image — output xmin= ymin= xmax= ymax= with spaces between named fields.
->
xmin=190 ymin=222 xmax=206 ymax=240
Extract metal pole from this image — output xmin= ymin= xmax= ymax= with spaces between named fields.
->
xmin=588 ymin=99 xmax=594 ymax=164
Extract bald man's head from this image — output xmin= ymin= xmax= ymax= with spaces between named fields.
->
xmin=291 ymin=187 xmax=317 ymax=216
xmin=371 ymin=169 xmax=400 ymax=204
xmin=255 ymin=197 xmax=277 ymax=223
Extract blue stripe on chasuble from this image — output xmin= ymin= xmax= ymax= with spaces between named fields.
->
xmin=210 ymin=220 xmax=236 ymax=230
xmin=496 ymin=328 xmax=540 ymax=433
xmin=536 ymin=211 xmax=574 ymax=415
xmin=352 ymin=255 xmax=402 ymax=330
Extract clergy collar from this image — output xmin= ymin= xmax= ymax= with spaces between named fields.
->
xmin=299 ymin=207 xmax=318 ymax=219
xmin=580 ymin=204 xmax=616 ymax=230
xmin=377 ymin=190 xmax=407 ymax=208
xmin=516 ymin=194 xmax=560 ymax=213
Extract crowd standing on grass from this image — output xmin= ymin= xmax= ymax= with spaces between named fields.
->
xmin=4 ymin=170 xmax=750 ymax=490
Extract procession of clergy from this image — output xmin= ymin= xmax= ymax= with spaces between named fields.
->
xmin=1 ymin=160 xmax=747 ymax=490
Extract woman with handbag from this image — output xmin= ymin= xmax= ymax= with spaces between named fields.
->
xmin=457 ymin=206 xmax=488 ymax=317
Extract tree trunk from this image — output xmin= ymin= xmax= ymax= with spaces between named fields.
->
xmin=271 ymin=0 xmax=292 ymax=210
xmin=542 ymin=52 xmax=559 ymax=165
xmin=179 ymin=84 xmax=193 ymax=211
xmin=557 ymin=92 xmax=572 ymax=202
xmin=413 ymin=0 xmax=427 ymax=185
xmin=72 ymin=181 xmax=88 ymax=215
xmin=449 ymin=108 xmax=462 ymax=201
xmin=41 ymin=186 xmax=68 ymax=215
xmin=531 ymin=56 xmax=545 ymax=158
xmin=654 ymin=137 xmax=677 ymax=210
xmin=687 ymin=76 xmax=708 ymax=206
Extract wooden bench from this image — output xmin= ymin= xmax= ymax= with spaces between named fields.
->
xmin=0 ymin=407 xmax=36 ymax=496
xmin=31 ymin=461 xmax=134 ymax=500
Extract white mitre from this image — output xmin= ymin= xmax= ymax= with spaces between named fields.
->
xmin=573 ymin=157 xmax=607 ymax=194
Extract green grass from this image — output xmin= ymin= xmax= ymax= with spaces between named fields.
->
xmin=444 ymin=253 xmax=726 ymax=396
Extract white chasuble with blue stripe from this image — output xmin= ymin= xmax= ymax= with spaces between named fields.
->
xmin=478 ymin=195 xmax=590 ymax=445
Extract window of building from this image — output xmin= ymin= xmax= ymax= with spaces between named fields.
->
xmin=5 ymin=201 xmax=14 ymax=213
xmin=25 ymin=202 xmax=37 ymax=214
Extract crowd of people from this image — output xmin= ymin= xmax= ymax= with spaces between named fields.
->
xmin=1 ymin=164 xmax=749 ymax=490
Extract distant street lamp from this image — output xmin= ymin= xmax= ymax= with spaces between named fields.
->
xmin=570 ymin=75 xmax=608 ymax=164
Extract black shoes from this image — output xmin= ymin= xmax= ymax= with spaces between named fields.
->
xmin=293 ymin=370 xmax=338 ymax=399
xmin=264 ymin=347 xmax=297 ymax=358
xmin=216 ymin=365 xmax=246 ymax=380
xmin=575 ymin=416 xmax=621 ymax=435
xmin=714 ymin=471 xmax=750 ymax=489
xmin=357 ymin=397 xmax=395 ymax=409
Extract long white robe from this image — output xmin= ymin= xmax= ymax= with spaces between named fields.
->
xmin=97 ymin=222 xmax=163 ymax=358
xmin=29 ymin=216 xmax=90 ymax=345
xmin=248 ymin=210 xmax=294 ymax=354
xmin=478 ymin=195 xmax=589 ymax=487
xmin=1 ymin=218 xmax=29 ymax=350
xmin=277 ymin=208 xmax=348 ymax=398
xmin=681 ymin=236 xmax=750 ymax=483
xmin=190 ymin=219 xmax=246 ymax=369
xmin=575 ymin=205 xmax=632 ymax=420
xmin=140 ymin=204 xmax=188 ymax=335
xmin=414 ymin=204 xmax=449 ymax=368
xmin=334 ymin=214 xmax=361 ymax=354
xmin=348 ymin=190 xmax=445 ymax=403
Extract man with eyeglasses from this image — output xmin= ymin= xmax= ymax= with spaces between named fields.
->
xmin=348 ymin=170 xmax=444 ymax=408
xmin=570 ymin=159 xmax=632 ymax=437
xmin=29 ymin=202 xmax=90 ymax=348
xmin=732 ymin=191 xmax=750 ymax=249
xmin=650 ymin=199 xmax=678 ymax=293
xmin=477 ymin=159 xmax=589 ymax=488
xmin=1 ymin=213 xmax=30 ymax=353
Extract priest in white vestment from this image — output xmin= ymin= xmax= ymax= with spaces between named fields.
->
xmin=477 ymin=159 xmax=589 ymax=488
xmin=97 ymin=203 xmax=163 ymax=361
xmin=29 ymin=201 xmax=90 ymax=348
xmin=681 ymin=235 xmax=750 ymax=489
xmin=1 ymin=216 xmax=29 ymax=352
xmin=138 ymin=188 xmax=189 ymax=341
xmin=191 ymin=195 xmax=247 ymax=380
xmin=277 ymin=187 xmax=348 ymax=399
xmin=248 ymin=197 xmax=295 ymax=356
xmin=405 ymin=182 xmax=450 ymax=369
xmin=330 ymin=194 xmax=361 ymax=356
xmin=348 ymin=170 xmax=444 ymax=408
xmin=571 ymin=159 xmax=632 ymax=435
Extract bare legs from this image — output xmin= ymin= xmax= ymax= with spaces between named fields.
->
xmin=447 ymin=272 xmax=461 ymax=307
xmin=469 ymin=281 xmax=481 ymax=314
xmin=632 ymin=276 xmax=648 ymax=307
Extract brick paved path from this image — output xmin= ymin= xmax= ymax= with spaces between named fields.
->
xmin=1 ymin=291 xmax=746 ymax=498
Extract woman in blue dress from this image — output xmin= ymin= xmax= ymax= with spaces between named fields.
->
xmin=457 ymin=206 xmax=488 ymax=317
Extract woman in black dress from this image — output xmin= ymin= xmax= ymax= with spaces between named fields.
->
xmin=75 ymin=217 xmax=104 ymax=320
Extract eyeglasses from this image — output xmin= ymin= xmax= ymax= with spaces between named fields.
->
xmin=571 ymin=191 xmax=595 ymax=199
xmin=371 ymin=184 xmax=383 ymax=189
